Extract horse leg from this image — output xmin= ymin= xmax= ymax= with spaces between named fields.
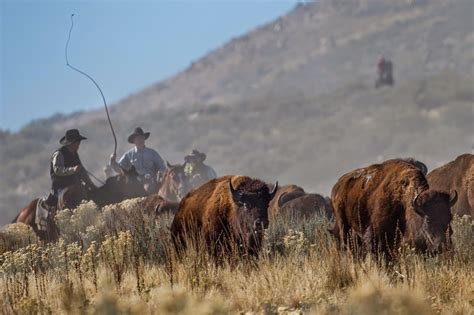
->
xmin=45 ymin=217 xmax=60 ymax=243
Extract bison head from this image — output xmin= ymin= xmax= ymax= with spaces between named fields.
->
xmin=229 ymin=179 xmax=278 ymax=255
xmin=410 ymin=189 xmax=457 ymax=253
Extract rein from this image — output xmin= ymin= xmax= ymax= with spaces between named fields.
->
xmin=87 ymin=170 xmax=105 ymax=186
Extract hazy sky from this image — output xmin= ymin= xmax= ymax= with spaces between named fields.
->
xmin=0 ymin=0 xmax=297 ymax=131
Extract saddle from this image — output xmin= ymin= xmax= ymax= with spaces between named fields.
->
xmin=35 ymin=197 xmax=50 ymax=231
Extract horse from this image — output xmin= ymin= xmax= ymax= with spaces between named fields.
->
xmin=11 ymin=198 xmax=60 ymax=243
xmin=12 ymin=167 xmax=147 ymax=242
xmin=158 ymin=162 xmax=189 ymax=202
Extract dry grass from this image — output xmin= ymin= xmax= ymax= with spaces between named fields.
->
xmin=1 ymin=200 xmax=473 ymax=314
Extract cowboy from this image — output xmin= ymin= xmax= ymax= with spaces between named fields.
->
xmin=377 ymin=56 xmax=386 ymax=78
xmin=110 ymin=127 xmax=165 ymax=193
xmin=183 ymin=149 xmax=217 ymax=188
xmin=43 ymin=129 xmax=97 ymax=209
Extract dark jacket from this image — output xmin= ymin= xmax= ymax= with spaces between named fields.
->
xmin=50 ymin=146 xmax=83 ymax=191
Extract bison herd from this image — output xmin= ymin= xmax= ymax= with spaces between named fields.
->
xmin=11 ymin=153 xmax=472 ymax=262
xmin=170 ymin=154 xmax=473 ymax=261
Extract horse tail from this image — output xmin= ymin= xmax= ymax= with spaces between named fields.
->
xmin=12 ymin=198 xmax=39 ymax=224
xmin=11 ymin=213 xmax=20 ymax=224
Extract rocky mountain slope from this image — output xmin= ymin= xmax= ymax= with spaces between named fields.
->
xmin=1 ymin=0 xmax=473 ymax=225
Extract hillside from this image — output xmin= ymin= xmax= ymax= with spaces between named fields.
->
xmin=1 ymin=0 xmax=473 ymax=225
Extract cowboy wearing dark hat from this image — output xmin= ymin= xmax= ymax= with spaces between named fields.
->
xmin=110 ymin=127 xmax=165 ymax=194
xmin=43 ymin=129 xmax=97 ymax=209
xmin=183 ymin=149 xmax=217 ymax=188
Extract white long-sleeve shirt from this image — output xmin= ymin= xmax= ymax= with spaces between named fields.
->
xmin=112 ymin=146 xmax=165 ymax=178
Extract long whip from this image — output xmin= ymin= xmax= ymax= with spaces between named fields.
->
xmin=65 ymin=14 xmax=118 ymax=156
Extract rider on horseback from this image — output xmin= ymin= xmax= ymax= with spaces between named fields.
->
xmin=43 ymin=129 xmax=97 ymax=210
xmin=183 ymin=149 xmax=217 ymax=188
xmin=377 ymin=56 xmax=387 ymax=78
xmin=110 ymin=127 xmax=166 ymax=194
xmin=375 ymin=55 xmax=394 ymax=88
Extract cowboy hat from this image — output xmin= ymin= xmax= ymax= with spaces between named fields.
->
xmin=128 ymin=127 xmax=150 ymax=144
xmin=59 ymin=129 xmax=87 ymax=146
xmin=184 ymin=149 xmax=206 ymax=163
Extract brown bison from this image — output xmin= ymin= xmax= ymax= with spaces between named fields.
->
xmin=331 ymin=159 xmax=457 ymax=258
xmin=268 ymin=185 xmax=306 ymax=219
xmin=428 ymin=154 xmax=474 ymax=218
xmin=171 ymin=175 xmax=278 ymax=259
xmin=278 ymin=193 xmax=333 ymax=221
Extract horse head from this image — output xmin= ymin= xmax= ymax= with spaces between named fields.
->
xmin=158 ymin=161 xmax=188 ymax=202
xmin=58 ymin=185 xmax=88 ymax=210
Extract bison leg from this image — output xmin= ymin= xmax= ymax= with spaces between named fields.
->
xmin=170 ymin=222 xmax=192 ymax=259
xmin=363 ymin=227 xmax=374 ymax=254
xmin=465 ymin=178 xmax=474 ymax=217
xmin=330 ymin=219 xmax=352 ymax=249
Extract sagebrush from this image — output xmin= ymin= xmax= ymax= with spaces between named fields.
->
xmin=1 ymin=199 xmax=473 ymax=314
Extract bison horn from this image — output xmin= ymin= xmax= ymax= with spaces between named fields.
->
xmin=412 ymin=192 xmax=426 ymax=217
xmin=277 ymin=192 xmax=288 ymax=208
xmin=229 ymin=179 xmax=242 ymax=202
xmin=269 ymin=181 xmax=279 ymax=199
xmin=412 ymin=193 xmax=420 ymax=208
xmin=166 ymin=161 xmax=172 ymax=168
xmin=449 ymin=190 xmax=458 ymax=207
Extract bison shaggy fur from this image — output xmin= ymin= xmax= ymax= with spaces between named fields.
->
xmin=428 ymin=154 xmax=474 ymax=218
xmin=331 ymin=159 xmax=457 ymax=258
xmin=278 ymin=193 xmax=333 ymax=221
xmin=268 ymin=185 xmax=306 ymax=220
xmin=171 ymin=175 xmax=277 ymax=259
